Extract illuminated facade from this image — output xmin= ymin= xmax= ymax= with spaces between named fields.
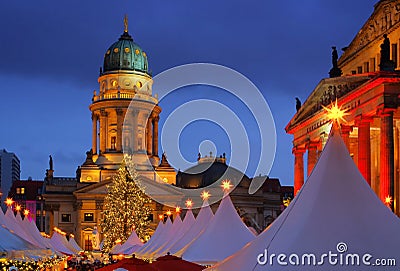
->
xmin=286 ymin=0 xmax=400 ymax=215
xmin=43 ymin=18 xmax=290 ymax=249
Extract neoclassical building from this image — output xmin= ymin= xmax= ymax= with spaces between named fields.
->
xmin=286 ymin=0 xmax=400 ymax=216
xmin=43 ymin=19 xmax=290 ymax=249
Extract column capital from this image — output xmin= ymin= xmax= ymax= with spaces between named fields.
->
xmin=100 ymin=109 xmax=108 ymax=117
xmin=91 ymin=112 xmax=98 ymax=120
xmin=116 ymin=107 xmax=124 ymax=116
xmin=340 ymin=124 xmax=353 ymax=134
xmin=306 ymin=140 xmax=319 ymax=150
xmin=292 ymin=146 xmax=306 ymax=155
xmin=354 ymin=115 xmax=373 ymax=126
xmin=377 ymin=107 xmax=396 ymax=117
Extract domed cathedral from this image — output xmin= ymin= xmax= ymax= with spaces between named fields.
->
xmin=79 ymin=16 xmax=174 ymax=184
xmin=42 ymin=17 xmax=290 ymax=250
xmin=286 ymin=0 xmax=400 ymax=216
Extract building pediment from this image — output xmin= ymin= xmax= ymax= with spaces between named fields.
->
xmin=339 ymin=0 xmax=400 ymax=67
xmin=286 ymin=75 xmax=372 ymax=133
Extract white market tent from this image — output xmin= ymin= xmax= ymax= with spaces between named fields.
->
xmin=170 ymin=201 xmax=214 ymax=256
xmin=20 ymin=215 xmax=53 ymax=250
xmin=50 ymin=230 xmax=77 ymax=255
xmin=68 ymin=235 xmax=83 ymax=253
xmin=182 ymin=194 xmax=255 ymax=265
xmin=148 ymin=213 xmax=184 ymax=258
xmin=139 ymin=216 xmax=178 ymax=258
xmin=3 ymin=208 xmax=42 ymax=248
xmin=110 ymin=228 xmax=143 ymax=255
xmin=135 ymin=219 xmax=169 ymax=257
xmin=207 ymin=126 xmax=400 ymax=270
xmin=154 ymin=208 xmax=196 ymax=258
xmin=0 ymin=208 xmax=51 ymax=259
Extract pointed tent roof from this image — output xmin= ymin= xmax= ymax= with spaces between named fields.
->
xmin=20 ymin=216 xmax=53 ymax=250
xmin=208 ymin=127 xmax=400 ymax=270
xmin=135 ymin=219 xmax=170 ymax=257
xmin=50 ymin=231 xmax=77 ymax=255
xmin=154 ymin=209 xmax=196 ymax=258
xmin=112 ymin=228 xmax=143 ymax=255
xmin=149 ymin=214 xmax=184 ymax=258
xmin=3 ymin=208 xmax=41 ymax=247
xmin=0 ymin=209 xmax=40 ymax=254
xmin=68 ymin=235 xmax=83 ymax=253
xmin=182 ymin=195 xmax=255 ymax=265
xmin=170 ymin=201 xmax=214 ymax=256
xmin=142 ymin=216 xmax=180 ymax=258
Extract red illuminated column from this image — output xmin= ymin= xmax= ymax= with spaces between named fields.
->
xmin=293 ymin=147 xmax=306 ymax=196
xmin=379 ymin=109 xmax=395 ymax=207
xmin=340 ymin=124 xmax=353 ymax=151
xmin=356 ymin=117 xmax=372 ymax=186
xmin=307 ymin=141 xmax=319 ymax=177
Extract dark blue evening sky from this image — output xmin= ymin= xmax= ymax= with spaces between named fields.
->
xmin=0 ymin=0 xmax=377 ymax=185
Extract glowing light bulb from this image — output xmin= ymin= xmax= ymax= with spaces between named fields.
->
xmin=5 ymin=198 xmax=13 ymax=206
xmin=23 ymin=209 xmax=29 ymax=216
xmin=322 ymin=99 xmax=349 ymax=124
xmin=385 ymin=195 xmax=392 ymax=205
xmin=15 ymin=205 xmax=21 ymax=211
xmin=201 ymin=191 xmax=210 ymax=201
xmin=221 ymin=180 xmax=232 ymax=191
xmin=185 ymin=199 xmax=193 ymax=208
xmin=158 ymin=214 xmax=164 ymax=220
xmin=175 ymin=206 xmax=181 ymax=213
xmin=166 ymin=210 xmax=172 ymax=216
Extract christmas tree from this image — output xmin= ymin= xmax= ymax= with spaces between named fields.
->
xmin=101 ymin=159 xmax=153 ymax=252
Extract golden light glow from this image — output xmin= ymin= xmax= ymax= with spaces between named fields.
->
xmin=385 ymin=195 xmax=392 ymax=205
xmin=115 ymin=239 xmax=122 ymax=244
xmin=70 ymin=234 xmax=75 ymax=238
xmin=158 ymin=214 xmax=164 ymax=220
xmin=15 ymin=205 xmax=21 ymax=211
xmin=166 ymin=210 xmax=172 ymax=216
xmin=322 ymin=99 xmax=349 ymax=125
xmin=201 ymin=191 xmax=211 ymax=201
xmin=23 ymin=209 xmax=29 ymax=216
xmin=175 ymin=206 xmax=181 ymax=213
xmin=221 ymin=180 xmax=233 ymax=191
xmin=185 ymin=199 xmax=193 ymax=208
xmin=5 ymin=198 xmax=13 ymax=206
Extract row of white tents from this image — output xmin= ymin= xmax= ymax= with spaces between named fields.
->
xmin=113 ymin=125 xmax=400 ymax=270
xmin=113 ymin=189 xmax=256 ymax=265
xmin=0 ymin=205 xmax=82 ymax=260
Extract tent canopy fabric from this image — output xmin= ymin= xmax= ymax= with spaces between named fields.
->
xmin=207 ymin=126 xmax=400 ymax=270
xmin=149 ymin=215 xmax=183 ymax=258
xmin=182 ymin=194 xmax=255 ymax=265
xmin=154 ymin=209 xmax=195 ymax=258
xmin=50 ymin=231 xmax=77 ymax=255
xmin=68 ymin=236 xmax=83 ymax=253
xmin=111 ymin=228 xmax=143 ymax=255
xmin=135 ymin=219 xmax=170 ymax=257
xmin=170 ymin=202 xmax=214 ymax=257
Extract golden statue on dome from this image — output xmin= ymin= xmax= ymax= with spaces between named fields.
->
xmin=124 ymin=14 xmax=128 ymax=33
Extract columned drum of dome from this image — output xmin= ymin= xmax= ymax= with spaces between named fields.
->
xmin=80 ymin=18 xmax=162 ymax=184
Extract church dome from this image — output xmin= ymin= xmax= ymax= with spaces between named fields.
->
xmin=103 ymin=30 xmax=149 ymax=75
xmin=176 ymin=161 xmax=251 ymax=189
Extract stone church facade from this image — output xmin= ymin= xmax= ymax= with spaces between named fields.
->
xmin=42 ymin=19 xmax=290 ymax=249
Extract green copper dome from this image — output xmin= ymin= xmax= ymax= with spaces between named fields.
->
xmin=103 ymin=31 xmax=149 ymax=75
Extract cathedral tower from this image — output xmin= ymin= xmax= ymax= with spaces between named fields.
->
xmin=79 ymin=17 xmax=161 ymax=183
